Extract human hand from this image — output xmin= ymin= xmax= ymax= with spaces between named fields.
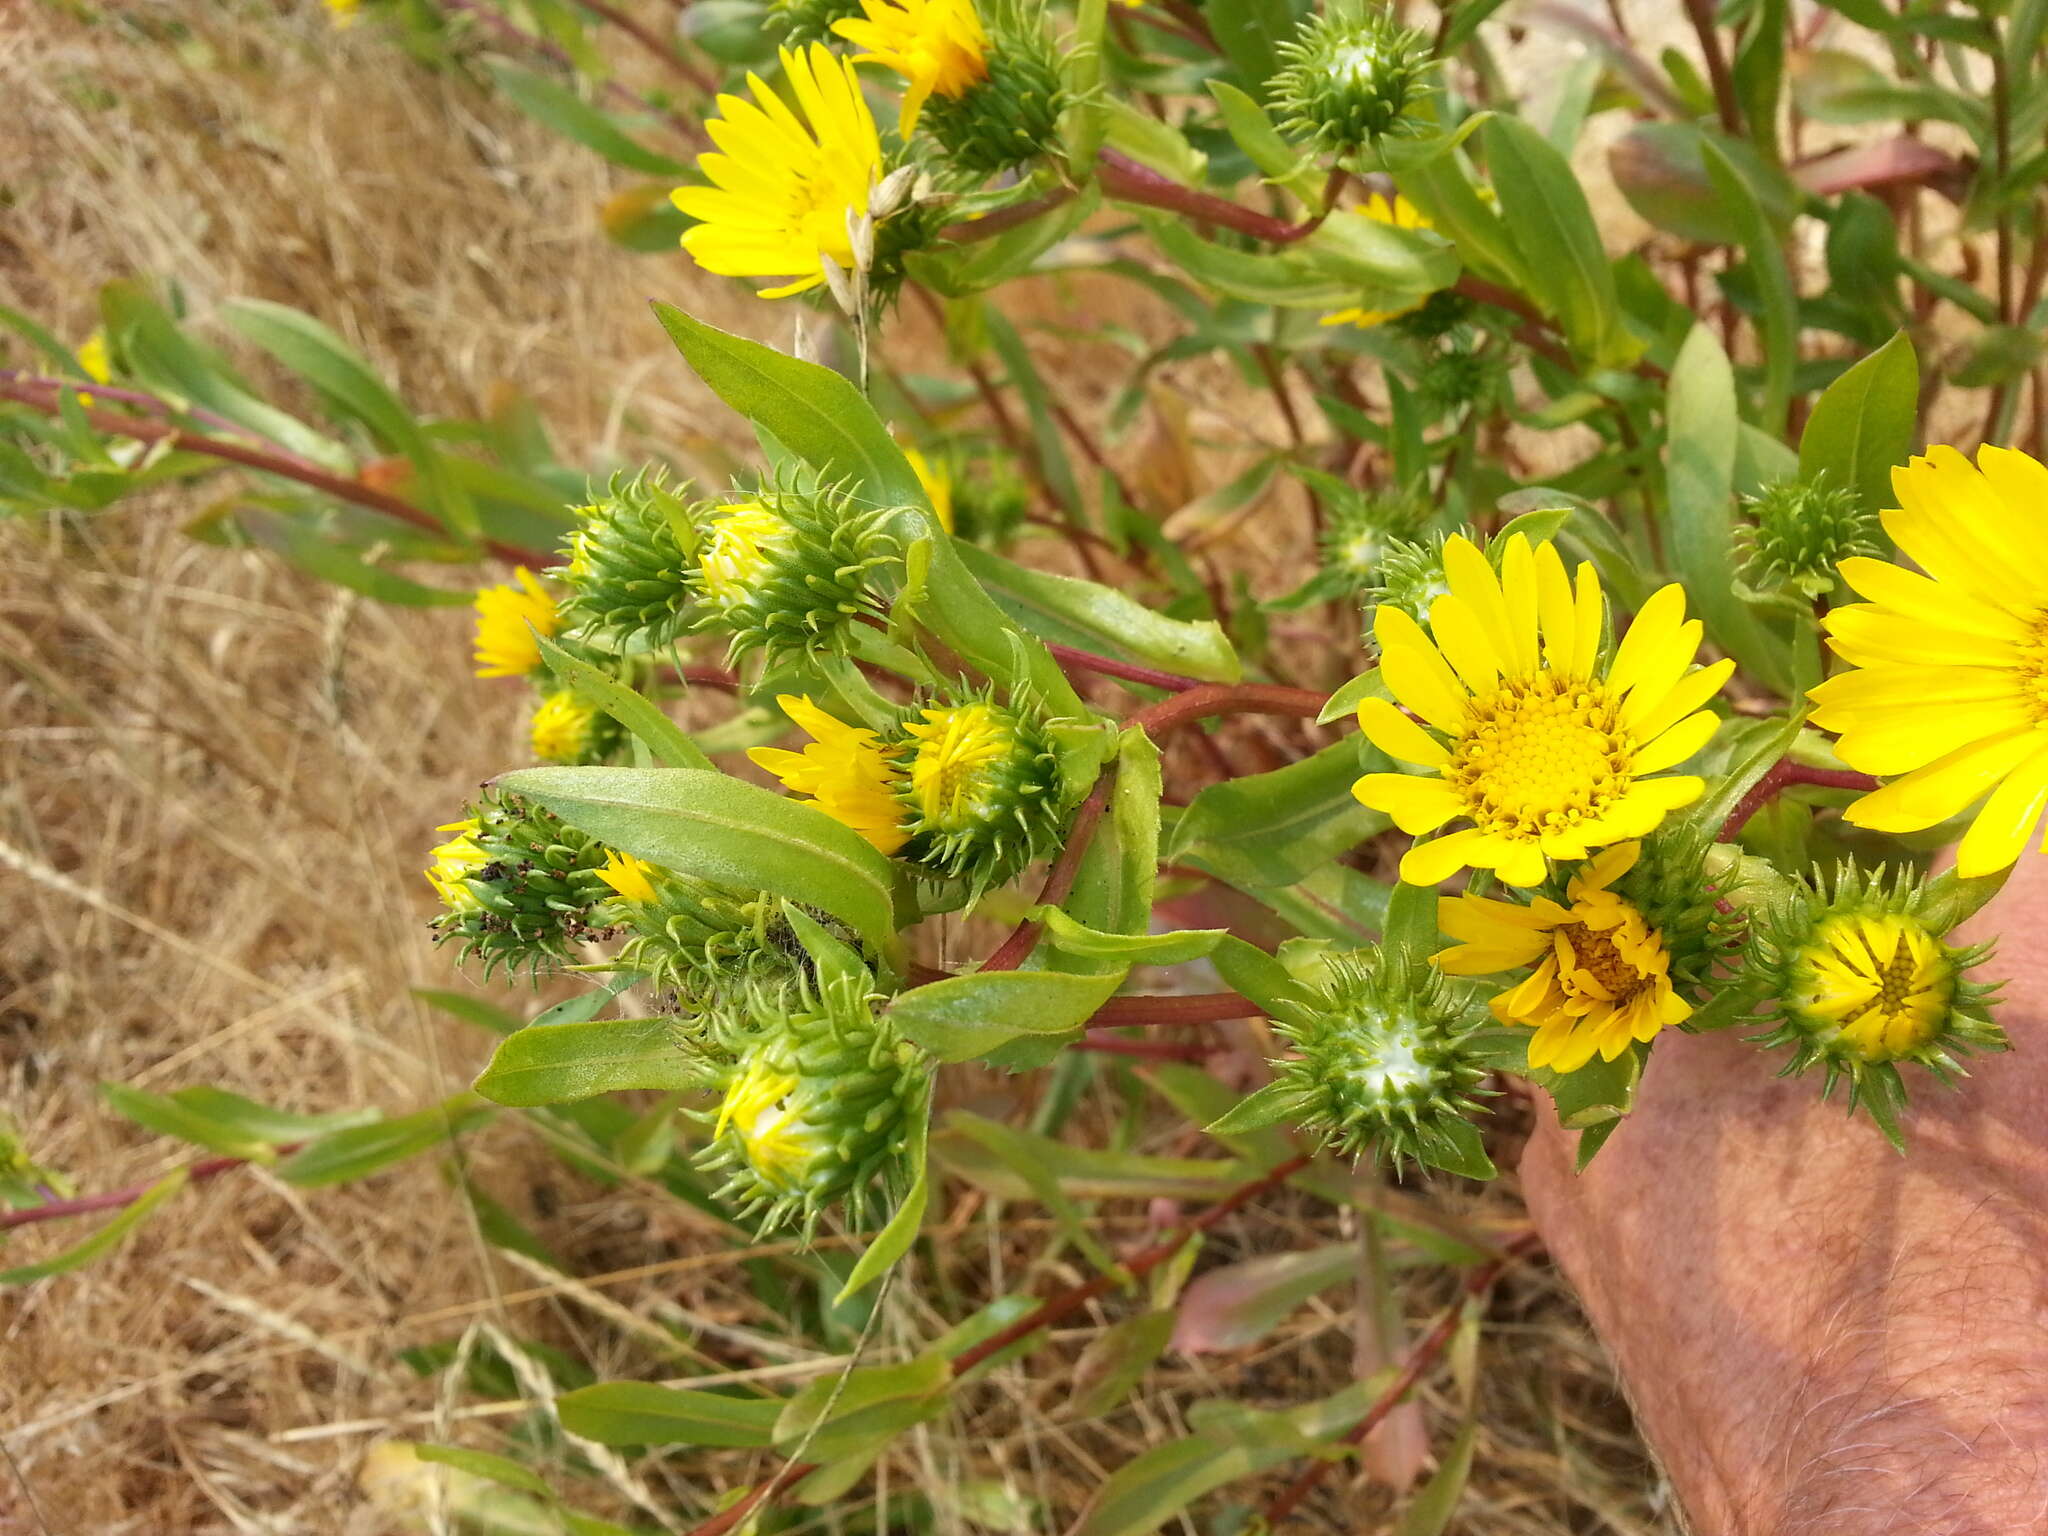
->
xmin=1519 ymin=855 xmax=2048 ymax=1534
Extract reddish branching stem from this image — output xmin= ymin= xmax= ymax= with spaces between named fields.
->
xmin=0 ymin=378 xmax=550 ymax=568
xmin=979 ymin=768 xmax=1117 ymax=973
xmin=1124 ymin=682 xmax=1330 ymax=739
xmin=1719 ymin=759 xmax=1880 ymax=842
xmin=1088 ymin=991 xmax=1259 ymax=1025
xmin=0 ymin=1149 xmax=297 ymax=1232
xmin=1097 ymin=150 xmax=1321 ymax=244
xmin=1261 ymin=1229 xmax=1543 ymax=1525
xmin=1044 ymin=644 xmax=1206 ymax=694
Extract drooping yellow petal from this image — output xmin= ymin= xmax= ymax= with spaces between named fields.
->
xmin=1954 ymin=746 xmax=2048 ymax=876
xmin=1356 ymin=697 xmax=1449 ymax=766
xmin=1354 ymin=772 xmax=1462 ymax=833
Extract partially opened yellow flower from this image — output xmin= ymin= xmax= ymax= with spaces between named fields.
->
xmin=75 ymin=331 xmax=111 ymax=387
xmin=596 ymin=851 xmax=661 ymax=906
xmin=696 ymin=501 xmax=794 ymax=606
xmin=472 ymin=568 xmax=560 ymax=678
xmin=1807 ymin=445 xmax=2048 ymax=877
xmin=671 ymin=45 xmax=884 ymax=299
xmin=424 ymin=819 xmax=488 ymax=913
xmin=748 ymin=694 xmax=909 ymax=854
xmin=1354 ymin=534 xmax=1732 ymax=888
xmin=715 ymin=1059 xmax=824 ymax=1192
xmin=1438 ymin=842 xmax=1691 ymax=1072
xmin=1320 ymin=197 xmax=1435 ymax=330
xmin=834 ymin=0 xmax=988 ymax=136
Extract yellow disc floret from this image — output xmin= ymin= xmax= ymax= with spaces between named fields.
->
xmin=472 ymin=568 xmax=560 ymax=679
xmin=1807 ymin=444 xmax=2048 ymax=877
xmin=670 ymin=44 xmax=885 ymax=299
xmin=749 ymin=694 xmax=910 ymax=854
xmin=834 ymin=0 xmax=989 ymax=136
xmin=1354 ymin=533 xmax=1732 ymax=888
xmin=1437 ymin=842 xmax=1691 ymax=1073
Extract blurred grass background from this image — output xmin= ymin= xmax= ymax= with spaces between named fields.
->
xmin=0 ymin=4 xmax=1676 ymax=1531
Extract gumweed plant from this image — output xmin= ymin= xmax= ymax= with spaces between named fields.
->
xmin=8 ymin=0 xmax=2048 ymax=1528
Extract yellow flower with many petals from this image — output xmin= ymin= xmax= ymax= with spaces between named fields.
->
xmin=472 ymin=568 xmax=560 ymax=679
xmin=1806 ymin=445 xmax=2048 ymax=877
xmin=75 ymin=331 xmax=111 ymax=387
xmin=903 ymin=446 xmax=956 ymax=534
xmin=834 ymin=0 xmax=989 ymax=136
xmin=749 ymin=694 xmax=909 ymax=854
xmin=529 ymin=690 xmax=602 ymax=764
xmin=715 ymin=1059 xmax=824 ymax=1192
xmin=671 ymin=45 xmax=884 ymax=299
xmin=1438 ymin=842 xmax=1691 ymax=1072
xmin=697 ymin=501 xmax=794 ymax=606
xmin=596 ymin=850 xmax=661 ymax=906
xmin=424 ymin=819 xmax=489 ymax=913
xmin=1354 ymin=534 xmax=1732 ymax=888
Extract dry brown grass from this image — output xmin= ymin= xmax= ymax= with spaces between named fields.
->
xmin=0 ymin=4 xmax=1672 ymax=1532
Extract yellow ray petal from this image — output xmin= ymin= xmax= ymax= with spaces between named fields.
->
xmin=1426 ymin=594 xmax=1504 ymax=695
xmin=1606 ymin=584 xmax=1688 ymax=698
xmin=1841 ymin=728 xmax=2044 ymax=833
xmin=1953 ymin=746 xmax=2048 ymax=875
xmin=1398 ymin=827 xmax=1486 ymax=886
xmin=1356 ymin=696 xmax=1449 ymax=766
xmin=1353 ymin=773 xmax=1462 ymax=833
xmin=1631 ymin=709 xmax=1719 ymax=775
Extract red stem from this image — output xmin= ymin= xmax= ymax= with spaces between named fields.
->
xmin=940 ymin=189 xmax=1078 ymax=244
xmin=979 ymin=769 xmax=1117 ymax=973
xmin=1043 ymin=643 xmax=1206 ymax=694
xmin=0 ymin=379 xmax=550 ymax=568
xmin=1261 ymin=1229 xmax=1543 ymax=1525
xmin=576 ymin=0 xmax=719 ymax=97
xmin=1097 ymin=150 xmax=1321 ymax=244
xmin=0 ymin=1148 xmax=299 ymax=1231
xmin=1719 ymin=760 xmax=1879 ymax=841
xmin=1125 ymin=683 xmax=1329 ymax=739
xmin=1088 ymin=991 xmax=1258 ymax=1025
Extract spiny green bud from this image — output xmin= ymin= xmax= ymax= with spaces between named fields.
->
xmin=1739 ymin=473 xmax=1880 ymax=600
xmin=1747 ymin=862 xmax=2006 ymax=1149
xmin=1323 ymin=483 xmax=1429 ymax=589
xmin=766 ymin=0 xmax=866 ymax=45
xmin=528 ymin=689 xmax=625 ymax=765
xmin=1270 ymin=6 xmax=1436 ymax=155
xmin=1367 ymin=530 xmax=1453 ymax=628
xmin=1223 ymin=950 xmax=1493 ymax=1173
xmin=923 ymin=24 xmax=1065 ymax=176
xmin=1617 ymin=826 xmax=1755 ymax=999
xmin=894 ymin=692 xmax=1065 ymax=894
xmin=694 ymin=967 xmax=930 ymax=1238
xmin=1416 ymin=343 xmax=1499 ymax=417
xmin=556 ymin=470 xmax=696 ymax=651
xmin=595 ymin=852 xmax=865 ymax=1003
xmin=689 ymin=479 xmax=901 ymax=665
xmin=943 ymin=450 xmax=1030 ymax=549
xmin=426 ymin=792 xmax=616 ymax=977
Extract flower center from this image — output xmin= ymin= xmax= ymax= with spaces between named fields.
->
xmin=906 ymin=706 xmax=1017 ymax=828
xmin=1448 ymin=675 xmax=1633 ymax=840
xmin=2016 ymin=611 xmax=2048 ymax=724
xmin=788 ymin=169 xmax=861 ymax=268
xmin=1558 ymin=922 xmax=1649 ymax=1004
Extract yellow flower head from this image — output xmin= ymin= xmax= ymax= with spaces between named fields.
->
xmin=325 ymin=0 xmax=362 ymax=25
xmin=1438 ymin=842 xmax=1691 ymax=1073
xmin=749 ymin=694 xmax=909 ymax=854
xmin=1355 ymin=191 xmax=1431 ymax=231
xmin=1807 ymin=444 xmax=2048 ymax=877
xmin=834 ymin=0 xmax=989 ymax=136
xmin=903 ymin=446 xmax=956 ymax=535
xmin=1320 ymin=300 xmax=1426 ymax=331
xmin=697 ymin=501 xmax=794 ymax=606
xmin=472 ymin=568 xmax=560 ymax=679
xmin=1354 ymin=533 xmax=1733 ymax=888
xmin=671 ymin=44 xmax=884 ymax=299
xmin=902 ymin=700 xmax=1017 ymax=830
xmin=1790 ymin=911 xmax=1952 ymax=1064
xmin=596 ymin=850 xmax=661 ymax=905
xmin=424 ymin=818 xmax=489 ymax=914
xmin=530 ymin=690 xmax=602 ymax=764
xmin=75 ymin=330 xmax=112 ymax=386
xmin=715 ymin=1058 xmax=824 ymax=1192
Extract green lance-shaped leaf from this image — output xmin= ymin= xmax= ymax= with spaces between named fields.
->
xmin=487 ymin=63 xmax=689 ymax=177
xmin=473 ymin=1017 xmax=697 ymax=1107
xmin=555 ymin=1383 xmax=783 ymax=1447
xmin=887 ymin=968 xmax=1123 ymax=1063
xmin=1206 ymin=82 xmax=1323 ymax=203
xmin=1700 ymin=141 xmax=1797 ymax=436
xmin=497 ymin=766 xmax=902 ymax=962
xmin=1166 ymin=735 xmax=1387 ymax=890
xmin=775 ymin=1354 xmax=951 ymax=1463
xmin=277 ymin=1094 xmax=495 ymax=1187
xmin=101 ymin=1084 xmax=282 ymax=1161
xmin=1798 ymin=330 xmax=1918 ymax=519
xmin=955 ymin=543 xmax=1240 ymax=683
xmin=1666 ymin=324 xmax=1795 ymax=696
xmin=1482 ymin=115 xmax=1638 ymax=368
xmin=0 ymin=1169 xmax=191 ymax=1286
xmin=534 ymin=634 xmax=713 ymax=771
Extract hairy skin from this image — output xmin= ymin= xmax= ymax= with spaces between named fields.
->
xmin=1522 ymin=856 xmax=2048 ymax=1534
